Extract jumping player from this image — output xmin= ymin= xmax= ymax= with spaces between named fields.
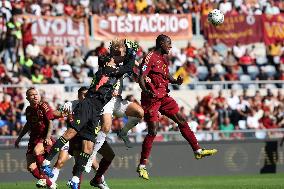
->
xmin=137 ymin=34 xmax=217 ymax=180
xmin=51 ymin=87 xmax=110 ymax=189
xmin=50 ymin=87 xmax=88 ymax=185
xmin=85 ymin=40 xmax=144 ymax=173
xmin=15 ymin=87 xmax=56 ymax=189
xmin=41 ymin=39 xmax=137 ymax=189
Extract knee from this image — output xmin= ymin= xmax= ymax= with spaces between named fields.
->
xmin=27 ymin=163 xmax=37 ymax=172
xmin=33 ymin=148 xmax=42 ymax=156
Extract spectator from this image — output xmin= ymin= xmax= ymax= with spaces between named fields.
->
xmin=31 ymin=68 xmax=46 ymax=84
xmin=56 ymin=60 xmax=73 ymax=83
xmin=220 ymin=117 xmax=234 ymax=139
xmin=212 ymin=39 xmax=228 ymax=58
xmin=21 ymin=18 xmax=34 ymax=51
xmin=68 ymin=48 xmax=84 ymax=71
xmin=260 ymin=109 xmax=278 ymax=129
xmin=239 ymin=49 xmax=254 ymax=74
xmin=185 ymin=42 xmax=196 ymax=58
xmin=41 ymin=63 xmax=55 ymax=83
xmin=265 ymin=1 xmax=280 ymax=14
xmin=233 ymin=41 xmax=246 ymax=60
xmin=25 ymin=38 xmax=40 ymax=58
xmin=219 ymin=0 xmax=232 ymax=14
xmin=247 ymin=109 xmax=263 ymax=130
xmin=42 ymin=40 xmax=54 ymax=60
xmin=64 ymin=41 xmax=75 ymax=59
xmin=267 ymin=42 xmax=282 ymax=64
xmin=225 ymin=67 xmax=239 ymax=81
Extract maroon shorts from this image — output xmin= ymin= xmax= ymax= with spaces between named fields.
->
xmin=26 ymin=138 xmax=55 ymax=156
xmin=141 ymin=95 xmax=179 ymax=122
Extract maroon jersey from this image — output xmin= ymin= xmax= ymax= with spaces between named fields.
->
xmin=25 ymin=102 xmax=54 ymax=142
xmin=141 ymin=51 xmax=170 ymax=98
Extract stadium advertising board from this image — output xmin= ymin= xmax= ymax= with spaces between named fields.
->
xmin=262 ymin=14 xmax=284 ymax=45
xmin=202 ymin=14 xmax=263 ymax=46
xmin=92 ymin=14 xmax=192 ymax=40
xmin=0 ymin=139 xmax=283 ymax=181
xmin=19 ymin=15 xmax=89 ymax=47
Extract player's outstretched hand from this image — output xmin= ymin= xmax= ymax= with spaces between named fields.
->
xmin=15 ymin=138 xmax=20 ymax=148
xmin=176 ymin=76 xmax=183 ymax=85
xmin=63 ymin=101 xmax=72 ymax=113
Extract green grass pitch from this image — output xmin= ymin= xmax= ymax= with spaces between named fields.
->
xmin=1 ymin=174 xmax=283 ymax=189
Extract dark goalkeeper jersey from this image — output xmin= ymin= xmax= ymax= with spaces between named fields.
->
xmin=86 ymin=49 xmax=136 ymax=102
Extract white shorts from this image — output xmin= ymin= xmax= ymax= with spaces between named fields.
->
xmin=102 ymin=96 xmax=131 ymax=117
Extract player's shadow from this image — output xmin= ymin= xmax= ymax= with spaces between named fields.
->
xmin=260 ymin=141 xmax=278 ymax=174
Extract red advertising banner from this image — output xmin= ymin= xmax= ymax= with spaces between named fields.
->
xmin=202 ymin=14 xmax=263 ymax=46
xmin=92 ymin=14 xmax=192 ymax=40
xmin=262 ymin=14 xmax=284 ymax=45
xmin=19 ymin=15 xmax=89 ymax=47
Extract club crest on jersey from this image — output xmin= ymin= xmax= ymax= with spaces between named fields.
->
xmin=142 ymin=65 xmax=147 ymax=72
xmin=76 ymin=119 xmax=81 ymax=125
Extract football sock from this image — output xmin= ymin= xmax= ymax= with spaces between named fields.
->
xmin=178 ymin=123 xmax=200 ymax=151
xmin=139 ymin=134 xmax=156 ymax=165
xmin=30 ymin=168 xmax=52 ymax=186
xmin=45 ymin=136 xmax=68 ymax=162
xmin=30 ymin=168 xmax=41 ymax=179
xmin=50 ymin=167 xmax=60 ymax=183
xmin=78 ymin=174 xmax=83 ymax=189
xmin=90 ymin=131 xmax=107 ymax=159
xmin=121 ymin=116 xmax=140 ymax=135
xmin=73 ymin=152 xmax=90 ymax=177
xmin=94 ymin=158 xmax=112 ymax=182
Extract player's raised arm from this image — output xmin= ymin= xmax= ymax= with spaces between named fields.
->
xmin=41 ymin=102 xmax=54 ymax=145
xmin=15 ymin=122 xmax=31 ymax=148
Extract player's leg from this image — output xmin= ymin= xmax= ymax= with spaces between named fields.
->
xmin=137 ymin=121 xmax=158 ymax=180
xmin=90 ymin=141 xmax=114 ymax=189
xmin=41 ymin=127 xmax=77 ymax=177
xmin=50 ymin=146 xmax=71 ymax=183
xmin=26 ymin=154 xmax=55 ymax=188
xmin=137 ymin=99 xmax=160 ymax=180
xmin=86 ymin=97 xmax=116 ymax=173
xmin=70 ymin=139 xmax=94 ymax=189
xmin=33 ymin=142 xmax=45 ymax=167
xmin=43 ymin=98 xmax=92 ymax=173
xmin=117 ymin=100 xmax=144 ymax=147
xmin=85 ymin=113 xmax=112 ymax=173
xmin=27 ymin=154 xmax=42 ymax=180
xmin=162 ymin=97 xmax=217 ymax=159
